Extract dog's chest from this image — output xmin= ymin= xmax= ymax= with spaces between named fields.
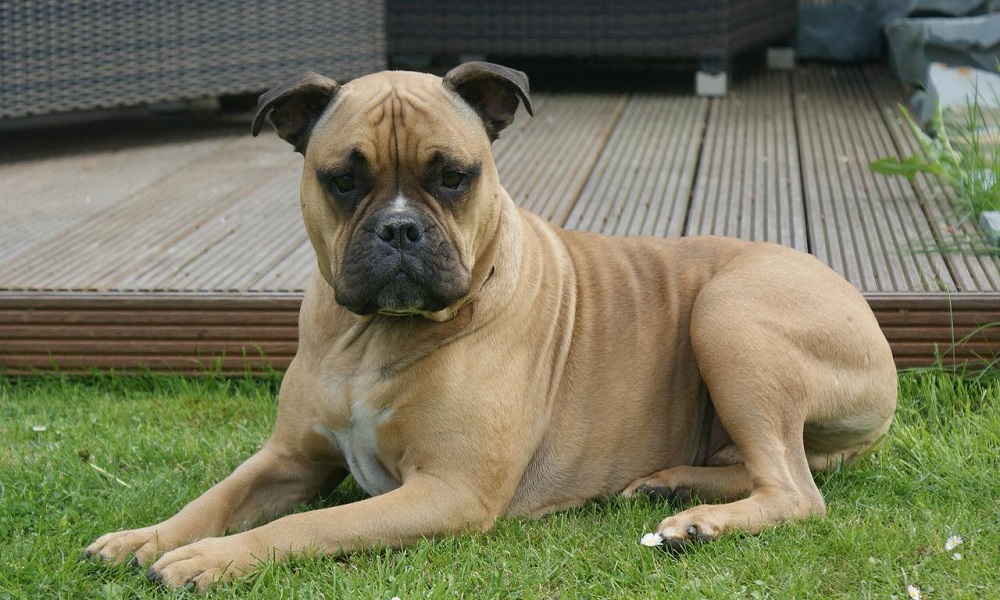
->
xmin=313 ymin=380 xmax=401 ymax=497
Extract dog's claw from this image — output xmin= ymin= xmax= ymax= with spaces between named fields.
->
xmin=672 ymin=486 xmax=692 ymax=502
xmin=687 ymin=524 xmax=712 ymax=543
xmin=662 ymin=537 xmax=690 ymax=555
xmin=658 ymin=524 xmax=713 ymax=554
xmin=128 ymin=556 xmax=141 ymax=570
xmin=146 ymin=569 xmax=162 ymax=585
xmin=637 ymin=484 xmax=673 ymax=499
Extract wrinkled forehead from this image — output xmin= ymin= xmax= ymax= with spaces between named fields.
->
xmin=308 ymin=70 xmax=489 ymax=162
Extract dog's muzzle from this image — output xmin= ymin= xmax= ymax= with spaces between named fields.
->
xmin=334 ymin=207 xmax=470 ymax=316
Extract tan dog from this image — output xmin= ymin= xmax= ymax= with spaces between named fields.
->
xmin=85 ymin=63 xmax=897 ymax=591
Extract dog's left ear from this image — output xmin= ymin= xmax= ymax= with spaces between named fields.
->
xmin=251 ymin=72 xmax=340 ymax=153
xmin=444 ymin=62 xmax=533 ymax=141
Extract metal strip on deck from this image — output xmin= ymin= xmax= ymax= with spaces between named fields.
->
xmin=494 ymin=93 xmax=627 ymax=224
xmin=564 ymin=94 xmax=706 ymax=237
xmin=862 ymin=65 xmax=1000 ymax=293
xmin=686 ymin=72 xmax=807 ymax=250
xmin=793 ymin=67 xmax=954 ymax=293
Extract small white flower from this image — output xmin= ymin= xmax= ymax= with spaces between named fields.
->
xmin=640 ymin=532 xmax=664 ymax=547
xmin=952 ymin=552 xmax=962 ymax=561
xmin=31 ymin=425 xmax=47 ymax=432
xmin=945 ymin=535 xmax=963 ymax=551
xmin=907 ymin=584 xmax=922 ymax=600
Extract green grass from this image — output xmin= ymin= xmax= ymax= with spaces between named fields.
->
xmin=2 ymin=370 xmax=998 ymax=599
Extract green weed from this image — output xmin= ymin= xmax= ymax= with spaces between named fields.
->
xmin=870 ymin=89 xmax=1000 ymax=219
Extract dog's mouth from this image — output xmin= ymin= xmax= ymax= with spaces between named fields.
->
xmin=373 ymin=269 xmax=450 ymax=315
xmin=334 ymin=250 xmax=469 ymax=318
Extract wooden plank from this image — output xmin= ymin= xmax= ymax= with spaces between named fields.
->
xmin=247 ymin=240 xmax=316 ymax=292
xmin=0 ymin=113 xmax=232 ymax=196
xmin=862 ymin=64 xmax=1000 ymax=293
xmin=868 ymin=292 xmax=1000 ymax=366
xmin=1 ymin=325 xmax=299 ymax=340
xmin=0 ymin=292 xmax=301 ymax=374
xmin=0 ymin=339 xmax=299 ymax=354
xmin=0 ymin=122 xmax=249 ymax=265
xmin=0 ymin=132 xmax=298 ymax=292
xmin=113 ymin=165 xmax=306 ymax=292
xmin=1 ymin=291 xmax=997 ymax=374
xmin=0 ymin=293 xmax=302 ymax=310
xmin=873 ymin=311 xmax=1000 ymax=326
xmin=793 ymin=66 xmax=954 ymax=293
xmin=0 ymin=309 xmax=297 ymax=326
xmin=565 ymin=93 xmax=706 ymax=237
xmin=866 ymin=293 xmax=1000 ymax=310
xmin=877 ymin=326 xmax=1000 ymax=341
xmin=495 ymin=93 xmax=627 ymax=225
xmin=686 ymin=71 xmax=807 ymax=249
xmin=2 ymin=355 xmax=292 ymax=375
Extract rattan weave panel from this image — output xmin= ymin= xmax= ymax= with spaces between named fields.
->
xmin=386 ymin=0 xmax=796 ymax=59
xmin=1 ymin=0 xmax=386 ymax=118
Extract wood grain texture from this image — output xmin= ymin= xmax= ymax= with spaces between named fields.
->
xmin=1 ymin=66 xmax=997 ymax=373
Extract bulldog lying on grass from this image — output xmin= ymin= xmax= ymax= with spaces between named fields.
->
xmin=86 ymin=63 xmax=897 ymax=591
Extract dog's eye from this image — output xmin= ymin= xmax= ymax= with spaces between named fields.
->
xmin=441 ymin=171 xmax=464 ymax=190
xmin=332 ymin=174 xmax=355 ymax=193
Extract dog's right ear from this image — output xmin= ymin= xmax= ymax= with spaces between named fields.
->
xmin=252 ymin=72 xmax=339 ymax=153
xmin=444 ymin=62 xmax=533 ymax=141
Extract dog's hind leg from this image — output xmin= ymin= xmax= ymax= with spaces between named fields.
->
xmin=648 ymin=412 xmax=826 ymax=548
xmin=646 ymin=318 xmax=828 ymax=546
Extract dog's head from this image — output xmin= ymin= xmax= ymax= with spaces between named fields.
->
xmin=252 ymin=62 xmax=532 ymax=321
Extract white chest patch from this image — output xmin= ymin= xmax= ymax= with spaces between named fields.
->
xmin=314 ymin=402 xmax=401 ymax=497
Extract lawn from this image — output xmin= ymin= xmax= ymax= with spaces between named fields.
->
xmin=1 ymin=369 xmax=998 ymax=599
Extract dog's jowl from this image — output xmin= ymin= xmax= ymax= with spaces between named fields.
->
xmin=85 ymin=63 xmax=897 ymax=591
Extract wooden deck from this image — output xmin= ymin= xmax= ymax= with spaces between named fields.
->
xmin=1 ymin=64 xmax=998 ymax=373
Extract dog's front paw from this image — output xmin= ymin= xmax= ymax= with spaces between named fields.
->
xmin=147 ymin=534 xmax=264 ymax=593
xmin=84 ymin=526 xmax=174 ymax=567
xmin=650 ymin=504 xmax=728 ymax=552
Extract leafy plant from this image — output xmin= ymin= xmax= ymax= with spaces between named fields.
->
xmin=871 ymin=96 xmax=1000 ymax=218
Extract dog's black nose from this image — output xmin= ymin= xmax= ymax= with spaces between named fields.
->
xmin=375 ymin=212 xmax=424 ymax=248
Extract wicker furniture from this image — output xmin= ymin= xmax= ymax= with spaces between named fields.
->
xmin=0 ymin=0 xmax=386 ymax=119
xmin=386 ymin=0 xmax=797 ymax=93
